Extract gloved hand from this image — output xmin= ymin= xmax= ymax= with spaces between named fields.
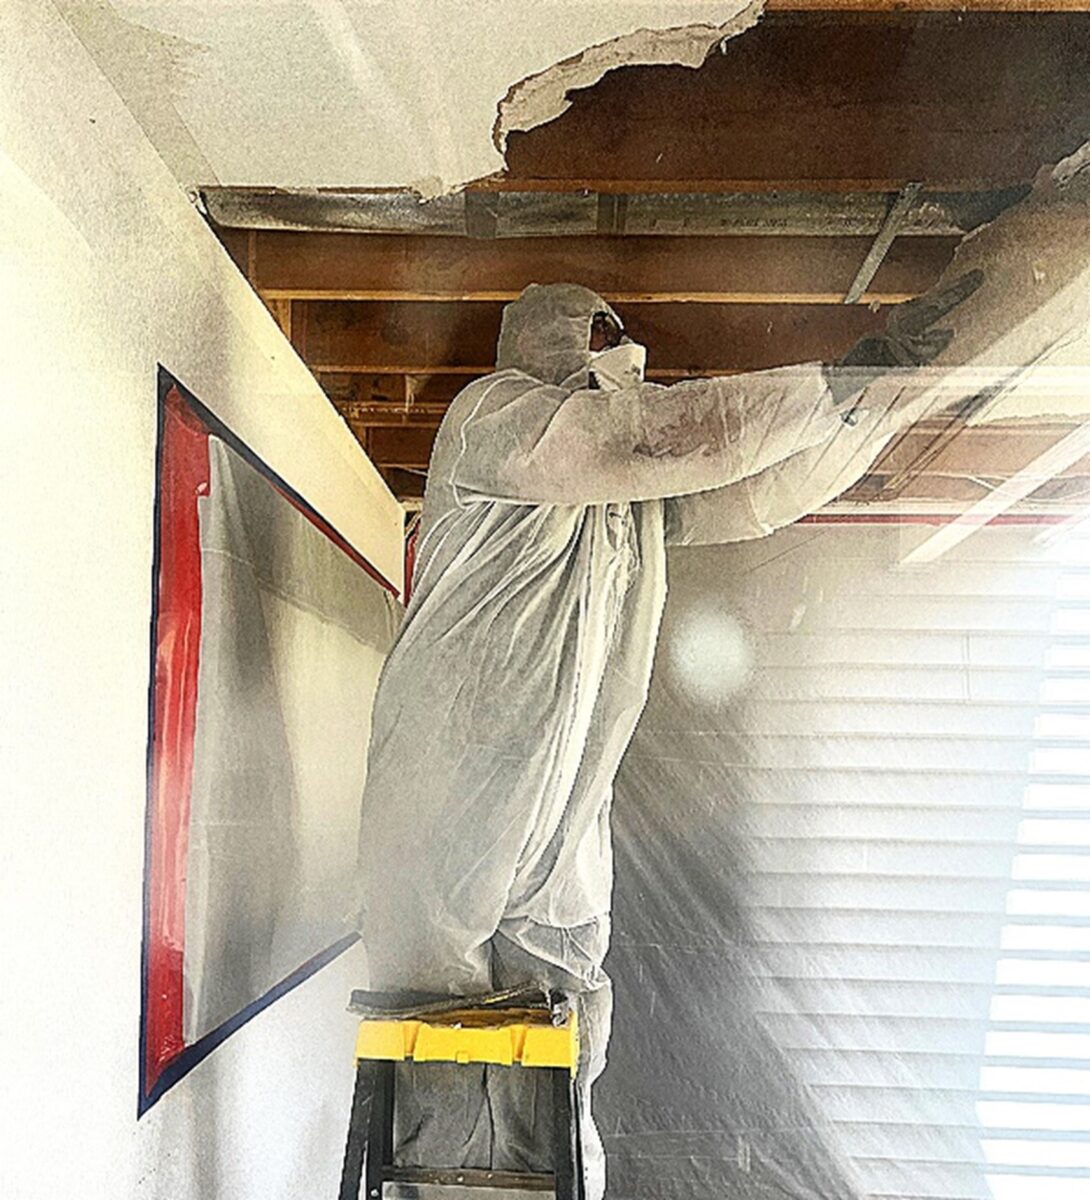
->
xmin=825 ymin=268 xmax=985 ymax=416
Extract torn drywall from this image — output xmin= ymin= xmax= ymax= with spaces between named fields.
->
xmin=493 ymin=4 xmax=764 ymax=153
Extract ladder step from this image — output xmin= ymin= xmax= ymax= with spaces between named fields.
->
xmin=384 ymin=1167 xmax=555 ymax=1191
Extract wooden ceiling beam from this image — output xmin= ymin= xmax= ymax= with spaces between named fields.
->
xmin=256 ymin=232 xmax=952 ymax=308
xmin=293 ymin=299 xmax=887 ymax=376
xmin=271 ymin=289 xmax=921 ymax=305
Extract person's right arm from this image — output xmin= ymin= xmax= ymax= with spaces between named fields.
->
xmin=451 ymin=364 xmax=844 ymax=506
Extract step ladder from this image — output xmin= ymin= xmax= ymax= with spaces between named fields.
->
xmin=339 ymin=989 xmax=584 ymax=1200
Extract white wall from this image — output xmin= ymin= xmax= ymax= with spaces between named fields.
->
xmin=0 ymin=4 xmax=403 ymax=1197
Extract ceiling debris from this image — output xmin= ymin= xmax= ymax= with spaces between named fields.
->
xmin=492 ymin=2 xmax=764 ymax=153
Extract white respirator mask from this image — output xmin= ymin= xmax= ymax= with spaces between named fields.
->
xmin=588 ymin=340 xmax=647 ymax=391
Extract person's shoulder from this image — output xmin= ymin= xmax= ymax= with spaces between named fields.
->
xmin=439 ymin=368 xmax=554 ymax=431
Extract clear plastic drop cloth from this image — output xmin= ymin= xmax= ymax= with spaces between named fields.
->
xmin=353 ymin=145 xmax=1090 ymax=1199
xmin=599 ymin=522 xmax=1074 ymax=1200
xmin=184 ymin=436 xmax=399 ymax=1043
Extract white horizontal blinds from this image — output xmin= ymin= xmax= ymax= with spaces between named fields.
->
xmin=980 ymin=526 xmax=1090 ymax=1200
xmin=674 ymin=524 xmax=1068 ymax=1200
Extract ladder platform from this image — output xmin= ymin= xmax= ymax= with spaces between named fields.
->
xmin=339 ymin=991 xmax=584 ymax=1199
xmin=353 ymin=1009 xmax=578 ymax=1073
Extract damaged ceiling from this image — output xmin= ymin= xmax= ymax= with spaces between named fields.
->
xmin=56 ymin=0 xmax=761 ymax=195
xmin=65 ymin=2 xmax=1090 ymax=510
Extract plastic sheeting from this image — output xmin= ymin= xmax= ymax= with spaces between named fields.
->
xmin=599 ymin=523 xmax=1075 ymax=1200
xmin=184 ymin=437 xmax=398 ymax=1042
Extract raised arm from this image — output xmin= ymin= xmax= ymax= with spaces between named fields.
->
xmin=449 ymin=364 xmax=844 ymax=506
xmin=661 ymin=269 xmax=991 ymax=542
xmin=664 ymin=411 xmax=896 ymax=545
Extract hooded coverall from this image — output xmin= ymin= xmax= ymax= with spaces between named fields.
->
xmin=354 ymin=283 xmax=909 ymax=1193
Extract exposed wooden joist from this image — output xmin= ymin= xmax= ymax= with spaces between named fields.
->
xmin=900 ymin=422 xmax=1090 ymax=562
xmin=872 ymin=422 xmax=1090 ymax=478
xmin=844 ymin=472 xmax=1090 ymax=505
xmin=318 ymin=365 xmax=747 ymax=379
xmin=272 ymin=289 xmax=922 ymax=305
xmin=294 ymin=299 xmax=888 ymax=376
xmin=467 ymin=176 xmax=1035 ymax=194
xmin=251 ymin=232 xmax=953 ymax=306
xmin=339 ymin=404 xmax=450 ymax=427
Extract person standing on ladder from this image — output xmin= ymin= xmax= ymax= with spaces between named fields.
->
xmin=353 ymin=277 xmax=979 ymax=1197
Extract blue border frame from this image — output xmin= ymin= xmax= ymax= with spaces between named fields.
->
xmin=139 ymin=366 xmax=388 ymax=1116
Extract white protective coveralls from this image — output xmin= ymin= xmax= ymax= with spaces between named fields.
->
xmin=354 ymin=282 xmax=920 ymax=1192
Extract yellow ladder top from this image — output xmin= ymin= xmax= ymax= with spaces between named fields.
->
xmin=354 ymin=1008 xmax=578 ymax=1075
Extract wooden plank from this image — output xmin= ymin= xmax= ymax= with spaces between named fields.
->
xmin=871 ymin=424 xmax=1090 ymax=478
xmin=501 ymin=14 xmax=1090 ymax=190
xmin=270 ymin=288 xmax=924 ymax=305
xmin=298 ymin=300 xmax=887 ymax=375
xmin=214 ymin=225 xmax=252 ymax=275
xmin=376 ymin=466 xmax=427 ymax=500
xmin=251 ymin=232 xmax=953 ymax=305
xmin=366 ymin=425 xmax=440 ymax=469
xmin=336 ymin=402 xmax=450 ymax=427
xmin=841 ymin=474 xmax=1090 ymax=504
xmin=319 ymin=372 xmax=466 ymax=426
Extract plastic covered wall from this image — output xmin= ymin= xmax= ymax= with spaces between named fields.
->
xmin=142 ymin=380 xmax=400 ymax=1111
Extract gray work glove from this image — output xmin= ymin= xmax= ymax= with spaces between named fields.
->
xmin=825 ymin=268 xmax=985 ymax=416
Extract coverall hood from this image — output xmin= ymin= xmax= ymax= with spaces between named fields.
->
xmin=496 ymin=282 xmax=625 ymax=387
